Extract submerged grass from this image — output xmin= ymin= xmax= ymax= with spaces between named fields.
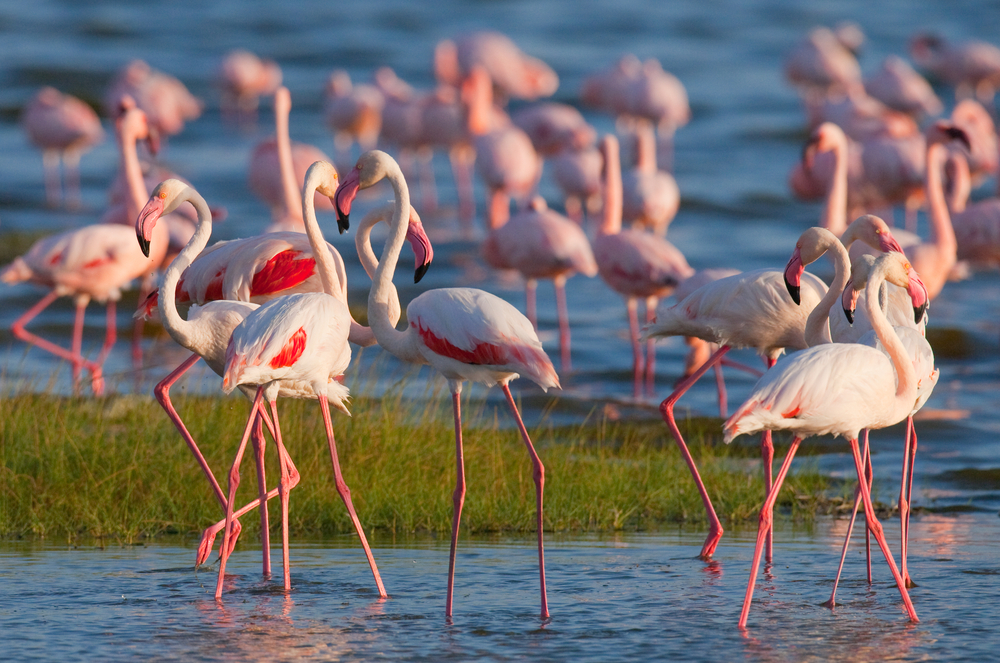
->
xmin=0 ymin=385 xmax=836 ymax=544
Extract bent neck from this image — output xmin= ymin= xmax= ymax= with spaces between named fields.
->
xmin=823 ymin=135 xmax=849 ymax=236
xmin=160 ymin=188 xmax=214 ymax=346
xmin=865 ymin=263 xmax=917 ymax=416
xmin=804 ymin=236 xmax=848 ymax=346
xmin=118 ymin=125 xmax=148 ymax=222
xmin=925 ymin=143 xmax=956 ymax=253
xmin=301 ymin=173 xmax=345 ymax=300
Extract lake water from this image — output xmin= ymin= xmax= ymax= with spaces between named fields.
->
xmin=1 ymin=0 xmax=999 ymax=659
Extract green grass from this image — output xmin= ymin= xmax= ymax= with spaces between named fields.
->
xmin=0 ymin=384 xmax=838 ymax=544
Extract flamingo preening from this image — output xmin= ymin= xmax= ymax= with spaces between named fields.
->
xmin=334 ymin=149 xmax=557 ymax=620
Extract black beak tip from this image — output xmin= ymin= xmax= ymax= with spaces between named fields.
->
xmin=784 ymin=277 xmax=801 ymax=306
xmin=336 ymin=212 xmax=350 ymax=234
xmin=414 ymin=263 xmax=430 ymax=284
xmin=844 ymin=307 xmax=854 ymax=325
xmin=138 ymin=234 xmax=150 ymax=258
xmin=914 ymin=304 xmax=927 ymax=324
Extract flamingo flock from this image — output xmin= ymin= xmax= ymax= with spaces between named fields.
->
xmin=6 ymin=23 xmax=1000 ymax=631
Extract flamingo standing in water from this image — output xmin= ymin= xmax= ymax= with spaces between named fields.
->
xmin=482 ymin=196 xmax=596 ymax=372
xmin=334 ymin=149 xmax=557 ymax=620
xmin=21 ymin=87 xmax=104 ymax=208
xmin=593 ymin=134 xmax=693 ymax=399
xmin=725 ymin=252 xmax=926 ymax=629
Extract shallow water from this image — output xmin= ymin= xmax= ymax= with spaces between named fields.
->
xmin=3 ymin=515 xmax=999 ymax=661
xmin=1 ymin=0 xmax=1000 ymax=659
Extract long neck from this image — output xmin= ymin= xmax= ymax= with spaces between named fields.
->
xmin=368 ymin=162 xmax=424 ymax=363
xmin=634 ymin=121 xmax=657 ymax=174
xmin=925 ymin=142 xmax=956 ymax=254
xmin=600 ymin=137 xmax=623 ymax=236
xmin=823 ymin=134 xmax=849 ymax=236
xmin=946 ymin=154 xmax=970 ymax=214
xmin=301 ymin=174 xmax=344 ymax=299
xmin=118 ymin=125 xmax=148 ymax=222
xmin=804 ymin=239 xmax=848 ymax=346
xmin=276 ymin=93 xmax=303 ymax=223
xmin=865 ymin=266 xmax=917 ymax=418
xmin=355 ymin=203 xmax=402 ymax=324
xmin=159 ymin=189 xmax=213 ymax=347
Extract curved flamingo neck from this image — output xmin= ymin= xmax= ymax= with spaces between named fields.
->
xmin=301 ymin=170 xmax=344 ymax=300
xmin=823 ymin=132 xmax=849 ymax=237
xmin=355 ymin=204 xmax=393 ymax=279
xmin=599 ymin=136 xmax=623 ymax=236
xmin=118 ymin=117 xmax=148 ymax=223
xmin=865 ymin=262 xmax=917 ymax=417
xmin=804 ymin=235 xmax=848 ymax=346
xmin=275 ymin=88 xmax=303 ymax=223
xmin=925 ymin=142 xmax=956 ymax=254
xmin=368 ymin=158 xmax=424 ymax=364
xmin=160 ymin=187 xmax=214 ymax=347
xmin=946 ymin=154 xmax=970 ymax=214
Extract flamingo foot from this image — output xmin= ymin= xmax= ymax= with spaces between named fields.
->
xmin=699 ymin=524 xmax=724 ymax=560
xmin=196 ymin=518 xmax=242 ymax=567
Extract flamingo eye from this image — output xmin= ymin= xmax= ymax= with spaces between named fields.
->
xmin=158 ymin=191 xmax=167 ymax=199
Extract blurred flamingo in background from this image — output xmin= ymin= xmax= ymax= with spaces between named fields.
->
xmin=482 ymin=195 xmax=597 ymax=371
xmin=784 ymin=25 xmax=864 ymax=101
xmin=550 ymin=143 xmax=603 ymax=224
xmin=434 ymin=30 xmax=558 ymax=101
xmin=217 ymin=49 xmax=282 ymax=124
xmin=864 ymin=55 xmax=943 ymax=120
xmin=334 ymin=149 xmax=556 ymax=620
xmin=910 ymin=33 xmax=1000 ymax=102
xmin=621 ymin=120 xmax=680 ymax=236
xmin=22 ymin=87 xmax=104 ymax=208
xmin=593 ymin=134 xmax=692 ymax=399
xmin=324 ymin=70 xmax=384 ymax=166
xmin=104 ymin=60 xmax=202 ymax=140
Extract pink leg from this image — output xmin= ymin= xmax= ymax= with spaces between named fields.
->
xmin=63 ymin=150 xmax=82 ymax=210
xmin=627 ymin=298 xmax=643 ymax=399
xmin=71 ymin=300 xmax=87 ymax=387
xmin=42 ymin=150 xmax=61 ymax=207
xmin=94 ymin=300 xmax=117 ymax=372
xmin=267 ymin=398 xmax=292 ymax=591
xmin=216 ymin=388 xmax=264 ymax=600
xmin=713 ymin=363 xmax=727 ymax=419
xmin=739 ymin=437 xmax=802 ymax=630
xmin=720 ymin=357 xmax=764 ymax=378
xmin=446 ymin=387 xmax=466 ymax=619
xmin=659 ymin=345 xmax=730 ymax=559
xmin=848 ymin=437 xmax=919 ymax=622
xmin=11 ymin=291 xmax=103 ymax=393
xmin=489 ymin=189 xmax=511 ymax=228
xmin=555 ymin=276 xmax=571 ymax=373
xmin=525 ymin=279 xmax=538 ymax=330
xmin=761 ymin=356 xmax=777 ymax=563
xmin=644 ymin=296 xmax=658 ymax=397
xmin=320 ymin=394 xmax=387 ymax=598
xmin=252 ymin=413 xmax=271 ymax=578
xmin=502 ymin=383 xmax=549 ymax=620
xmin=864 ymin=432 xmax=873 ymax=584
xmin=902 ymin=418 xmax=918 ymax=587
xmin=824 ymin=430 xmax=871 ymax=608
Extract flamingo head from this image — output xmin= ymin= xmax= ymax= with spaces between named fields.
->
xmin=333 ymin=150 xmax=398 ymax=233
xmin=927 ymin=121 xmax=971 ymax=151
xmin=843 ymin=214 xmax=906 ymax=254
xmin=306 ymin=160 xmax=340 ymax=209
xmin=405 ymin=206 xmax=434 ymax=283
xmin=905 ymin=266 xmax=930 ymax=324
xmin=115 ymin=95 xmax=159 ymax=156
xmin=803 ymin=122 xmax=846 ymax=168
xmin=783 ymin=246 xmax=804 ymax=305
xmin=137 ymin=179 xmax=188 ymax=257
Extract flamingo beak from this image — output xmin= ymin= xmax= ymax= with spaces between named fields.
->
xmin=136 ymin=195 xmax=165 ymax=258
xmin=405 ymin=210 xmax=434 ymax=283
xmin=841 ymin=280 xmax=858 ymax=325
xmin=146 ymin=127 xmax=161 ymax=156
xmin=907 ymin=268 xmax=930 ymax=324
xmin=784 ymin=247 xmax=804 ymax=305
xmin=877 ymin=231 xmax=905 ymax=254
xmin=333 ymin=168 xmax=361 ymax=233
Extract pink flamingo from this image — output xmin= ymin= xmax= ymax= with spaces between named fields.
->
xmin=910 ymin=33 xmax=1000 ymax=103
xmin=511 ymin=102 xmax=596 ymax=156
xmin=434 ymin=31 xmax=558 ymax=101
xmin=826 ymin=252 xmax=938 ymax=605
xmin=805 ymin=90 xmax=919 ymax=142
xmin=550 ymin=144 xmax=603 ymax=224
xmin=217 ymin=49 xmax=282 ymax=123
xmin=249 ymin=87 xmax=335 ymax=232
xmin=462 ymin=65 xmax=541 ymax=228
xmin=1 ymin=218 xmax=169 ymax=395
xmin=724 ymin=251 xmax=927 ymax=629
xmin=864 ymin=55 xmax=943 ymax=119
xmin=334 ymin=149 xmax=556 ymax=620
xmin=621 ymin=120 xmax=680 ymax=236
xmin=784 ymin=26 xmax=863 ymax=100
xmin=946 ymin=152 xmax=1000 ymax=266
xmin=104 ymin=60 xmax=202 ymax=139
xmin=324 ymin=70 xmax=384 ymax=165
xmin=593 ymin=134 xmax=693 ymax=399
xmin=22 ymin=87 xmax=104 ymax=208
xmin=482 ymin=195 xmax=597 ymax=371
xmin=950 ymin=100 xmax=998 ymax=189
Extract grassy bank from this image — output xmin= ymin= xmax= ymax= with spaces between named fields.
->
xmin=0 ymin=387 xmax=836 ymax=543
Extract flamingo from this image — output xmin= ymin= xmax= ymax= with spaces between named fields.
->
xmin=334 ymin=149 xmax=557 ymax=620
xmin=462 ymin=65 xmax=541 ymax=228
xmin=217 ymin=49 xmax=282 ymax=123
xmin=434 ymin=31 xmax=558 ymax=101
xmin=593 ymin=134 xmax=693 ymax=399
xmin=324 ymin=70 xmax=384 ymax=165
xmin=724 ymin=252 xmax=927 ymax=629
xmin=482 ymin=195 xmax=597 ymax=371
xmin=104 ymin=60 xmax=202 ymax=139
xmin=248 ymin=87 xmax=336 ymax=232
xmin=621 ymin=120 xmax=680 ymax=236
xmin=910 ymin=33 xmax=1000 ymax=103
xmin=946 ymin=153 xmax=1000 ymax=266
xmin=804 ymin=90 xmax=919 ymax=142
xmin=864 ymin=55 xmax=943 ymax=120
xmin=549 ymin=144 xmax=603 ymax=224
xmin=825 ymin=253 xmax=938 ymax=605
xmin=1 ymin=219 xmax=169 ymax=395
xmin=950 ymin=100 xmax=998 ymax=190
xmin=511 ymin=102 xmax=596 ymax=156
xmin=21 ymin=87 xmax=104 ymax=208
xmin=784 ymin=26 xmax=863 ymax=100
